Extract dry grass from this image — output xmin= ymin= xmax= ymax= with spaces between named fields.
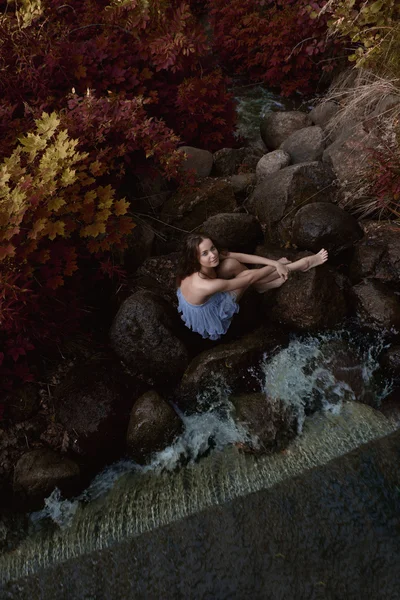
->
xmin=317 ymin=69 xmax=400 ymax=220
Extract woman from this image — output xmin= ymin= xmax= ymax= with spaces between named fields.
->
xmin=176 ymin=233 xmax=328 ymax=340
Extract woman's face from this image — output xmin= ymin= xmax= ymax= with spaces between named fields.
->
xmin=198 ymin=238 xmax=219 ymax=269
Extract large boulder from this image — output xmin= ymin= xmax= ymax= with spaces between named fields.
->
xmin=255 ymin=150 xmax=290 ymax=183
xmin=135 ymin=252 xmax=180 ymax=305
xmin=110 ymin=290 xmax=189 ymax=386
xmin=350 ymin=221 xmax=400 ymax=285
xmin=213 ymin=147 xmax=264 ymax=176
xmin=292 ymin=202 xmax=363 ymax=255
xmin=280 ymin=126 xmax=325 ymax=164
xmin=264 ymin=265 xmax=348 ymax=331
xmin=260 ymin=111 xmax=311 ymax=149
xmin=201 ymin=213 xmax=263 ymax=253
xmin=231 ymin=393 xmax=297 ymax=452
xmin=126 ymin=390 xmax=183 ymax=464
xmin=248 ymin=162 xmax=337 ymax=245
xmin=309 ymin=101 xmax=339 ymax=129
xmin=228 ymin=173 xmax=256 ymax=203
xmin=352 ymin=280 xmax=400 ymax=330
xmin=55 ymin=358 xmax=143 ymax=460
xmin=177 ymin=327 xmax=288 ymax=411
xmin=13 ymin=449 xmax=80 ymax=508
xmin=177 ymin=146 xmax=213 ymax=178
xmin=322 ymin=123 xmax=378 ymax=208
xmin=160 ymin=178 xmax=236 ymax=232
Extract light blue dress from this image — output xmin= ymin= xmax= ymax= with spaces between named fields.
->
xmin=177 ymin=288 xmax=239 ymax=340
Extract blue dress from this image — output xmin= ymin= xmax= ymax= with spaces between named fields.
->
xmin=177 ymin=288 xmax=239 ymax=340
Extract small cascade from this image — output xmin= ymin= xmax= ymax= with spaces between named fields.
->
xmin=0 ymin=402 xmax=396 ymax=585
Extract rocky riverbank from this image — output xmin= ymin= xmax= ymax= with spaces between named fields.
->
xmin=1 ymin=95 xmax=399 ymax=516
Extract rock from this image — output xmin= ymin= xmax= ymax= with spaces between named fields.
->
xmin=322 ymin=123 xmax=378 ymax=208
xmin=264 ymin=265 xmax=348 ymax=331
xmin=280 ymin=126 xmax=325 ymax=164
xmin=350 ymin=221 xmax=400 ymax=285
xmin=123 ymin=224 xmax=155 ymax=274
xmin=3 ymin=384 xmax=40 ymax=423
xmin=371 ymin=94 xmax=400 ymax=120
xmin=55 ymin=358 xmax=143 ymax=460
xmin=352 ymin=280 xmax=400 ymax=330
xmin=13 ymin=448 xmax=80 ymax=508
xmin=201 ymin=213 xmax=263 ymax=253
xmin=260 ymin=111 xmax=311 ymax=149
xmin=136 ymin=252 xmax=180 ymax=305
xmin=160 ymin=178 xmax=236 ymax=232
xmin=248 ymin=162 xmax=337 ymax=245
xmin=110 ymin=290 xmax=189 ymax=386
xmin=228 ymin=173 xmax=256 ymax=202
xmin=255 ymin=150 xmax=290 ymax=183
xmin=292 ymin=202 xmax=363 ymax=255
xmin=380 ymin=345 xmax=400 ymax=380
xmin=177 ymin=146 xmax=213 ymax=178
xmin=379 ymin=387 xmax=400 ymax=426
xmin=231 ymin=393 xmax=297 ymax=452
xmin=127 ymin=170 xmax=171 ymax=214
xmin=177 ymin=327 xmax=288 ymax=411
xmin=126 ymin=390 xmax=183 ymax=464
xmin=309 ymin=101 xmax=339 ymax=129
xmin=312 ymin=340 xmax=372 ymax=406
xmin=213 ymin=147 xmax=264 ymax=176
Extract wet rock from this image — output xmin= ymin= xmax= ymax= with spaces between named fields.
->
xmin=126 ymin=390 xmax=183 ymax=464
xmin=177 ymin=327 xmax=288 ymax=411
xmin=160 ymin=178 xmax=236 ymax=232
xmin=110 ymin=290 xmax=189 ymax=386
xmin=213 ymin=147 xmax=264 ymax=176
xmin=55 ymin=358 xmax=143 ymax=460
xmin=349 ymin=221 xmax=400 ymax=284
xmin=280 ymin=126 xmax=325 ymax=164
xmin=123 ymin=224 xmax=155 ymax=274
xmin=13 ymin=448 xmax=80 ymax=508
xmin=255 ymin=150 xmax=290 ymax=182
xmin=177 ymin=146 xmax=213 ymax=178
xmin=264 ymin=266 xmax=348 ymax=331
xmin=310 ymin=340 xmax=371 ymax=406
xmin=352 ymin=280 xmax=400 ymax=330
xmin=292 ymin=202 xmax=363 ymax=255
xmin=260 ymin=111 xmax=311 ymax=149
xmin=380 ymin=345 xmax=400 ymax=380
xmin=3 ymin=384 xmax=40 ymax=423
xmin=379 ymin=388 xmax=400 ymax=425
xmin=202 ymin=213 xmax=263 ymax=253
xmin=309 ymin=101 xmax=339 ymax=129
xmin=228 ymin=173 xmax=256 ymax=203
xmin=231 ymin=393 xmax=297 ymax=452
xmin=322 ymin=123 xmax=378 ymax=208
xmin=248 ymin=162 xmax=337 ymax=245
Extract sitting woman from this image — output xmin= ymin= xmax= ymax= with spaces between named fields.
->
xmin=176 ymin=233 xmax=328 ymax=341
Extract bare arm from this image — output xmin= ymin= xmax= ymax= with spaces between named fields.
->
xmin=223 ymin=250 xmax=278 ymax=268
xmin=201 ymin=265 xmax=278 ymax=294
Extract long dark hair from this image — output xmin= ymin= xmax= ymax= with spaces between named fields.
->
xmin=176 ymin=232 xmax=213 ymax=286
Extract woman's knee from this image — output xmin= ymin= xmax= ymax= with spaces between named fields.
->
xmin=218 ymin=258 xmax=245 ymax=277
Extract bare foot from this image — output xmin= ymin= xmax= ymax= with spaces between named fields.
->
xmin=303 ymin=248 xmax=328 ymax=271
xmin=278 ymin=257 xmax=292 ymax=265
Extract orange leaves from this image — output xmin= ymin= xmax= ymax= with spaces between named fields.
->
xmin=114 ymin=198 xmax=130 ymax=216
xmin=0 ymin=244 xmax=16 ymax=261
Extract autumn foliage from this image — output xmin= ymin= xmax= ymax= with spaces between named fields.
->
xmin=208 ymin=0 xmax=345 ymax=96
xmin=0 ymin=0 xmax=236 ymax=390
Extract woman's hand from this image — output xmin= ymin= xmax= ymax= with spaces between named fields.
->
xmin=274 ymin=261 xmax=289 ymax=280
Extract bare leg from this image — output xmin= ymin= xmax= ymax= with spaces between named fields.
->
xmin=286 ymin=249 xmax=328 ymax=273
